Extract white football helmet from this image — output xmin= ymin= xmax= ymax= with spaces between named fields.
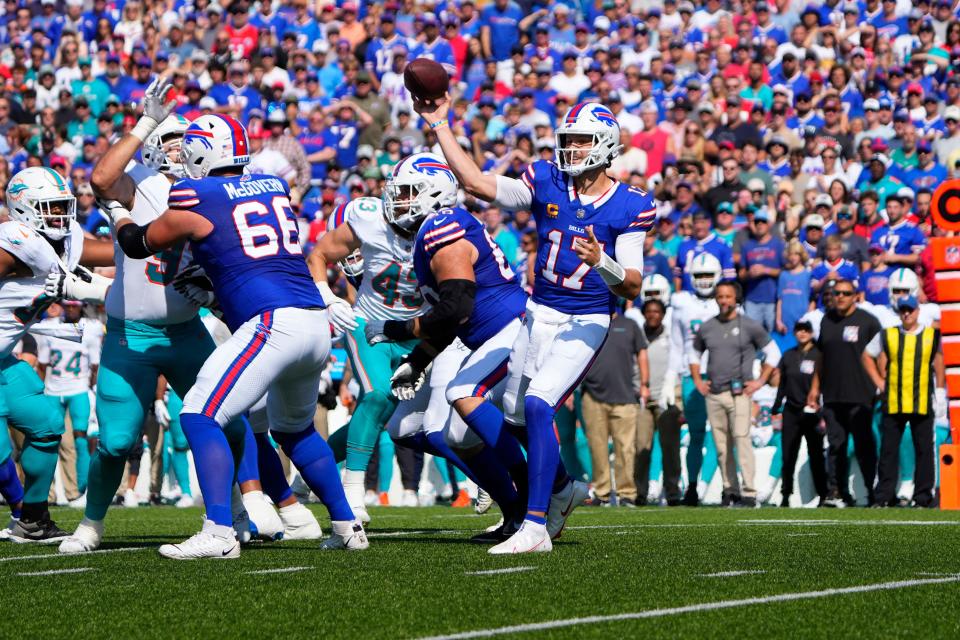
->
xmin=641 ymin=273 xmax=672 ymax=305
xmin=686 ymin=252 xmax=722 ymax=297
xmin=143 ymin=114 xmax=190 ymax=177
xmin=180 ymin=114 xmax=250 ymax=179
xmin=5 ymin=167 xmax=76 ymax=240
xmin=555 ymin=102 xmax=622 ymax=176
xmin=383 ymin=152 xmax=458 ymax=232
xmin=888 ymin=267 xmax=920 ymax=307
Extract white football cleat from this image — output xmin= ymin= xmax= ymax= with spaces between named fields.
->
xmin=488 ymin=520 xmax=552 ymax=554
xmin=243 ymin=490 xmax=283 ymax=540
xmin=175 ymin=495 xmax=195 ymax=508
xmin=279 ymin=502 xmax=323 ymax=540
xmin=0 ymin=517 xmax=14 ymax=540
xmin=351 ymin=504 xmax=371 ymax=523
xmin=68 ymin=494 xmax=87 ymax=509
xmin=320 ymin=520 xmax=368 ymax=551
xmin=159 ymin=520 xmax=240 ymax=560
xmin=402 ymin=489 xmax=419 ymax=507
xmin=363 ymin=490 xmax=378 ymax=507
xmin=342 ymin=470 xmax=370 ymax=522
xmin=475 ymin=488 xmax=493 ymax=515
xmin=485 ymin=516 xmax=505 ymax=533
xmin=58 ymin=518 xmax=104 ymax=554
xmin=546 ymin=480 xmax=589 ymax=539
xmin=122 ymin=488 xmax=139 ymax=508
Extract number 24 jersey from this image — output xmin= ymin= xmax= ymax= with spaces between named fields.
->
xmin=520 ymin=160 xmax=655 ymax=315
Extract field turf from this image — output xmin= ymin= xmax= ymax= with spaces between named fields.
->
xmin=4 ymin=505 xmax=960 ymax=639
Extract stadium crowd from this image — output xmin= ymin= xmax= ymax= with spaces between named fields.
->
xmin=1 ymin=0 xmax=956 ymax=516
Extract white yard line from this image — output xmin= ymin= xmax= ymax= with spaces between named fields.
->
xmin=0 ymin=546 xmax=143 ymax=562
xmin=698 ymin=570 xmax=766 ymax=578
xmin=17 ymin=567 xmax=95 ymax=577
xmin=786 ymin=533 xmax=820 ymax=537
xmin=413 ymin=575 xmax=960 ymax=640
xmin=740 ymin=519 xmax=960 ymax=526
xmin=246 ymin=566 xmax=313 ymax=575
xmin=466 ymin=566 xmax=537 ymax=576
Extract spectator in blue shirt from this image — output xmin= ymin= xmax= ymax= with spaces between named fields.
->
xmin=480 ymin=0 xmax=523 ymax=60
xmin=870 ymin=193 xmax=927 ymax=267
xmin=412 ymin=14 xmax=455 ymax=67
xmin=675 ymin=211 xmax=736 ymax=292
xmin=859 ymin=244 xmax=896 ymax=307
xmin=812 ymin=235 xmax=861 ymax=301
xmin=643 ymin=232 xmax=673 ymax=283
xmin=739 ymin=208 xmax=785 ymax=332
xmin=776 ymin=240 xmax=813 ymax=351
xmin=904 ymin=139 xmax=946 ymax=195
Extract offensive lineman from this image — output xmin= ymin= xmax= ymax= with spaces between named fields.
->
xmin=416 ymin=97 xmax=653 ymax=553
xmin=110 ymin=113 xmax=365 ymax=558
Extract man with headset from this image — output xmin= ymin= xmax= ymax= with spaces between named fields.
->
xmin=689 ymin=281 xmax=780 ymax=507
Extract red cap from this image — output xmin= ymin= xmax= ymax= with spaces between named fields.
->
xmin=809 ymin=71 xmax=823 ymax=83
xmin=907 ymin=82 xmax=923 ymax=95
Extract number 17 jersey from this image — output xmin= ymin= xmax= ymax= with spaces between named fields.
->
xmin=520 ymin=160 xmax=655 ymax=315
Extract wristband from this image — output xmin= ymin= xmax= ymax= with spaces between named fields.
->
xmin=130 ymin=115 xmax=159 ymax=143
xmin=384 ymin=319 xmax=417 ymax=341
xmin=429 ymin=119 xmax=449 ymax=130
xmin=594 ymin=251 xmax=626 ymax=286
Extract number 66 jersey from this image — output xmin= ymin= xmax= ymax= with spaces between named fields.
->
xmin=336 ymin=196 xmax=424 ymax=322
xmin=167 ymin=173 xmax=323 ymax=332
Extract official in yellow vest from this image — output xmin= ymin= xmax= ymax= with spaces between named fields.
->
xmin=862 ymin=295 xmax=946 ymax=507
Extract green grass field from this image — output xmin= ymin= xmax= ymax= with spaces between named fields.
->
xmin=4 ymin=505 xmax=960 ymax=639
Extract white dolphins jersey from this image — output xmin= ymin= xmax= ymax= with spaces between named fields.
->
xmin=344 ymin=197 xmax=424 ymax=322
xmin=36 ymin=317 xmax=103 ymax=396
xmin=0 ymin=220 xmax=83 ymax=358
xmin=669 ymin=290 xmax=719 ymax=376
xmin=103 ymin=162 xmax=197 ymax=324
xmin=860 ymin=300 xmax=940 ymax=329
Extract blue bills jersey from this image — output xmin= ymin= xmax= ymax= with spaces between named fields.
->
xmin=519 ymin=160 xmax=655 ymax=315
xmin=167 ymin=173 xmax=324 ymax=331
xmin=413 ymin=207 xmax=527 ymax=350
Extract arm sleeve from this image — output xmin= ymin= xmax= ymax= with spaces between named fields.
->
xmin=422 ymin=214 xmax=467 ymax=257
xmin=493 ymin=174 xmax=533 ymax=211
xmin=614 ymin=232 xmax=646 ymax=272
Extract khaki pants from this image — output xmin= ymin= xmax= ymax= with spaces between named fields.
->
xmin=49 ymin=414 xmax=80 ymax=502
xmin=705 ymin=391 xmax=756 ymax=498
xmin=635 ymin=403 xmax=683 ymax=502
xmin=581 ymin=392 xmax=638 ymax=501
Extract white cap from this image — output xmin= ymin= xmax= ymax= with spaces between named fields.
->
xmin=945 ymin=105 xmax=960 ymax=121
xmin=863 ymin=98 xmax=880 ymax=111
xmin=640 ymin=100 xmax=659 ymax=113
xmin=198 ymin=97 xmax=217 ymax=110
xmin=747 ymin=178 xmax=766 ymax=192
xmin=803 ymin=213 xmax=825 ymax=228
xmin=814 ymin=194 xmax=833 ymax=208
xmin=594 ymin=16 xmax=611 ymax=31
xmin=898 ymin=186 xmax=915 ymax=200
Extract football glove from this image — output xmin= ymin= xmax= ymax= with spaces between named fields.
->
xmin=390 ymin=358 xmax=426 ymax=401
xmin=316 ymin=281 xmax=358 ymax=334
xmin=936 ymin=387 xmax=947 ymax=422
xmin=131 ymin=76 xmax=177 ymax=142
xmin=44 ymin=265 xmax=112 ymax=303
xmin=96 ymin=197 xmax=133 ymax=226
xmin=171 ymin=264 xmax=225 ymax=320
xmin=154 ymin=398 xmax=171 ymax=428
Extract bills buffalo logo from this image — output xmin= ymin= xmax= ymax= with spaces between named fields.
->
xmin=183 ymin=127 xmax=214 ymax=150
xmin=591 ymin=106 xmax=617 ymax=127
xmin=410 ymin=158 xmax=455 ymax=183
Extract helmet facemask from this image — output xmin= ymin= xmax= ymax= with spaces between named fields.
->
xmin=555 ymin=130 xmax=609 ymax=176
xmin=339 ymin=249 xmax=364 ymax=277
xmin=384 ymin=177 xmax=433 ymax=232
xmin=28 ymin=193 xmax=76 ymax=240
xmin=692 ymin=271 xmax=718 ymax=297
xmin=144 ymin=132 xmax=185 ymax=177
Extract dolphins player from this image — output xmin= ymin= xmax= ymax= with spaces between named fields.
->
xmin=306 ymin=164 xmax=428 ymax=522
xmin=35 ymin=301 xmax=103 ymax=504
xmin=0 ymin=167 xmax=110 ymax=542
xmin=861 ymin=268 xmax=940 ymax=329
xmin=416 ymin=97 xmax=653 ymax=553
xmin=58 ymin=80 xmax=286 ymax=553
xmin=110 ymin=113 xmax=365 ymax=558
xmin=667 ymin=253 xmax=722 ymax=505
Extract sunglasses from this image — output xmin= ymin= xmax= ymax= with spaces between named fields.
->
xmin=834 ymin=290 xmax=855 ymax=297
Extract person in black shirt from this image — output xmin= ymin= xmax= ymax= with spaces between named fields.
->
xmin=773 ymin=320 xmax=827 ymax=507
xmin=808 ymin=279 xmax=882 ymax=507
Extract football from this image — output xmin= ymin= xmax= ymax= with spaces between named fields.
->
xmin=404 ymin=58 xmax=449 ymax=101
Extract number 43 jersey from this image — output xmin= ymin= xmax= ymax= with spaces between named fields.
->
xmin=168 ymin=173 xmax=323 ymax=332
xmin=343 ymin=197 xmax=424 ymax=323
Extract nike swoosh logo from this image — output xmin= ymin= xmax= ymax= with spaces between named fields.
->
xmin=433 ymin=217 xmax=447 ymax=226
xmin=559 ymin=495 xmax=576 ymax=518
xmin=222 ymin=545 xmax=237 ymax=556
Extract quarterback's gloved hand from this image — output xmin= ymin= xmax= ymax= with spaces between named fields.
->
xmin=96 ymin=197 xmax=133 ymax=226
xmin=936 ymin=387 xmax=948 ymax=422
xmin=154 ymin=398 xmax=171 ymax=428
xmin=365 ymin=319 xmax=389 ymax=345
xmin=316 ymin=281 xmax=358 ymax=333
xmin=131 ymin=76 xmax=177 ymax=142
xmin=45 ymin=265 xmax=112 ymax=303
xmin=390 ymin=359 xmax=426 ymax=401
